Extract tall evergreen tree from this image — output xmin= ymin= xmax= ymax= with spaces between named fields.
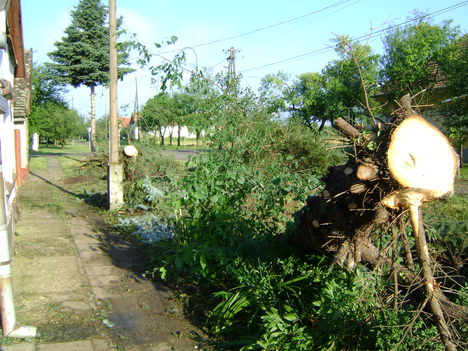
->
xmin=47 ymin=0 xmax=133 ymax=152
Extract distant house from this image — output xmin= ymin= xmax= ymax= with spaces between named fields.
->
xmin=118 ymin=116 xmax=131 ymax=128
xmin=0 ymin=0 xmax=32 ymax=233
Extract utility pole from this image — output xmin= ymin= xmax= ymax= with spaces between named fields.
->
xmin=225 ymin=47 xmax=239 ymax=93
xmin=227 ymin=47 xmax=236 ymax=77
xmin=107 ymin=0 xmax=124 ymax=210
xmin=133 ymin=77 xmax=140 ymax=140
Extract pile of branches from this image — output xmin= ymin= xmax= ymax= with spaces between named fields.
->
xmin=293 ymin=95 xmax=466 ymax=350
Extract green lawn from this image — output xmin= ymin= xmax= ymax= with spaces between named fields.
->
xmin=124 ymin=137 xmax=208 ymax=150
xmin=458 ymin=164 xmax=468 ymax=180
xmin=31 ymin=141 xmax=91 ymax=155
xmin=29 ymin=157 xmax=48 ymax=172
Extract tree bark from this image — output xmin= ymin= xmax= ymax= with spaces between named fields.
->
xmin=410 ymin=206 xmax=456 ymax=351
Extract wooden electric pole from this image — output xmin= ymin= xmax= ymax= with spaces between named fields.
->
xmin=227 ymin=47 xmax=236 ymax=77
xmin=107 ymin=0 xmax=124 ymax=210
xmin=133 ymin=77 xmax=140 ymax=140
xmin=225 ymin=47 xmax=239 ymax=94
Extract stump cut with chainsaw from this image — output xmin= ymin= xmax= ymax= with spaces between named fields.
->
xmin=293 ymin=95 xmax=464 ymax=350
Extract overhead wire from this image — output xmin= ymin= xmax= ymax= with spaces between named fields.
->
xmin=127 ymin=0 xmax=363 ymax=76
xmin=121 ymin=1 xmax=468 ymax=83
xmin=232 ymin=0 xmax=363 ymax=52
xmin=158 ymin=0 xmax=356 ymax=54
xmin=239 ymin=0 xmax=468 ymax=73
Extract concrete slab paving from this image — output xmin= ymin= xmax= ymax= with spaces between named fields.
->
xmin=0 ymin=343 xmax=35 ymax=351
xmin=13 ymin=256 xmax=85 ymax=295
xmin=36 ymin=340 xmax=94 ymax=351
xmin=3 ymin=155 xmax=203 ymax=351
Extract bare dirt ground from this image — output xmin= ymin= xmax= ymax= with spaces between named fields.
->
xmin=5 ymin=156 xmax=207 ymax=350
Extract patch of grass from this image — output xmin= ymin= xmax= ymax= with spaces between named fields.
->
xmin=31 ymin=141 xmax=91 ymax=155
xmin=58 ymin=155 xmax=88 ymax=177
xmin=29 ymin=157 xmax=48 ymax=172
xmin=134 ymin=137 xmax=208 ymax=150
xmin=426 ymin=193 xmax=468 ymax=223
xmin=458 ymin=164 xmax=468 ymax=180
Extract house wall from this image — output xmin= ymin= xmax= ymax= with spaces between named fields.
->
xmin=0 ymin=39 xmax=17 ymax=186
xmin=162 ymin=126 xmax=197 ymax=139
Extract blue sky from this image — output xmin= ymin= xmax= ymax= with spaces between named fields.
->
xmin=22 ymin=0 xmax=468 ymax=119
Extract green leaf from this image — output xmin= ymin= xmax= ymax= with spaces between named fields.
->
xmin=200 ymin=253 xmax=207 ymax=271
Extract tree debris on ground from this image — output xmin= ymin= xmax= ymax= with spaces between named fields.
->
xmin=293 ymin=94 xmax=466 ymax=350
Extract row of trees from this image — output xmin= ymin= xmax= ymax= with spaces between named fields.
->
xmin=28 ymin=65 xmax=88 ymax=147
xmin=140 ymin=76 xmax=213 ymax=145
xmin=258 ymin=20 xmax=466 ymax=134
xmin=31 ymin=0 xmax=466 ymax=156
xmin=137 ymin=18 xmax=466 ymax=155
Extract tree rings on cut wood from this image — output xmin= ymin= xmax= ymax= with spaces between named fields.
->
xmin=356 ymin=164 xmax=378 ymax=181
xmin=387 ymin=116 xmax=458 ymax=198
xmin=350 ymin=183 xmax=366 ymax=194
xmin=123 ymin=144 xmax=138 ymax=157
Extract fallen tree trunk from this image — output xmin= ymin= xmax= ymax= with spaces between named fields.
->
xmin=292 ymin=95 xmax=465 ymax=349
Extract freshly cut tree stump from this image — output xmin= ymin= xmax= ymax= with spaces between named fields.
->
xmin=386 ymin=115 xmax=458 ymax=199
xmin=382 ymin=115 xmax=459 ymax=351
xmin=292 ymin=94 xmax=465 ymax=350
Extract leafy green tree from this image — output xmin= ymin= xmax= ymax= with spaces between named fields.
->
xmin=95 ymin=115 xmax=109 ymax=142
xmin=31 ymin=64 xmax=67 ymax=107
xmin=322 ymin=39 xmax=380 ymax=126
xmin=380 ymin=19 xmax=460 ymax=99
xmin=183 ymin=75 xmax=217 ymax=145
xmin=140 ymin=93 xmax=175 ymax=145
xmin=31 ymin=104 xmax=86 ymax=147
xmin=258 ymin=71 xmax=291 ymax=119
xmin=29 ymin=64 xmax=87 ymax=146
xmin=289 ymin=39 xmax=379 ymax=130
xmin=47 ymin=0 xmax=133 ymax=152
xmin=289 ymin=72 xmax=329 ymax=130
xmin=172 ymin=92 xmax=193 ymax=146
xmin=29 ymin=65 xmax=68 ymax=137
xmin=439 ymin=34 xmax=468 ymax=160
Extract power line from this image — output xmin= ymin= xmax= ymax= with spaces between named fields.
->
xmin=159 ymin=0 xmax=358 ymax=53
xmin=207 ymin=58 xmax=226 ymax=71
xmin=240 ymin=0 xmax=468 ymax=73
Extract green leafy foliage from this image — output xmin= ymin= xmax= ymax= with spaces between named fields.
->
xmin=118 ymin=81 xmax=450 ymax=350
xmin=380 ymin=19 xmax=460 ymax=99
xmin=29 ymin=104 xmax=87 ymax=146
xmin=47 ymin=0 xmax=133 ymax=88
xmin=109 ymin=15 xmax=468 ymax=350
xmin=29 ymin=64 xmax=87 ymax=145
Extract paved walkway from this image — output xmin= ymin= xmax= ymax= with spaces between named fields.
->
xmin=1 ymin=157 xmax=201 ymax=351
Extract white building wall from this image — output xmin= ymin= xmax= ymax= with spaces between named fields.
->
xmin=0 ymin=20 xmax=17 ymax=185
xmin=162 ymin=126 xmax=197 ymax=138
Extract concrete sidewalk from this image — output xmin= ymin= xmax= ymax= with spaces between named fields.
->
xmin=1 ymin=156 xmax=200 ymax=351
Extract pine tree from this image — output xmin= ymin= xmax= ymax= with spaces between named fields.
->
xmin=47 ymin=0 xmax=133 ymax=152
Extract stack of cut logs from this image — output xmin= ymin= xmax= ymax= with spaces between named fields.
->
xmin=293 ymin=95 xmax=466 ymax=351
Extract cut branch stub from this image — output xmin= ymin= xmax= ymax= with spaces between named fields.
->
xmin=356 ymin=164 xmax=379 ymax=181
xmin=334 ymin=117 xmax=361 ymax=140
